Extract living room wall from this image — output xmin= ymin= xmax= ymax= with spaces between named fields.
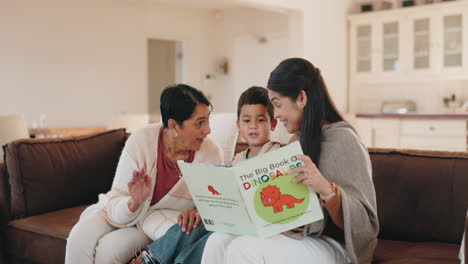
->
xmin=207 ymin=7 xmax=291 ymax=113
xmin=1 ymin=0 xmax=358 ymax=127
xmin=0 ymin=0 xmax=214 ymax=127
xmin=227 ymin=0 xmax=356 ymax=113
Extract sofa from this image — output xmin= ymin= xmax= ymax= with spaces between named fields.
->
xmin=1 ymin=130 xmax=467 ymax=264
xmin=0 ymin=129 xmax=127 ymax=264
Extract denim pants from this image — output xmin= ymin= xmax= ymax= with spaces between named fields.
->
xmin=146 ymin=224 xmax=212 ymax=264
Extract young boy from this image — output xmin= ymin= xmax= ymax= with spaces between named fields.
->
xmin=232 ymin=86 xmax=279 ymax=163
xmin=128 ymin=86 xmax=280 ymax=264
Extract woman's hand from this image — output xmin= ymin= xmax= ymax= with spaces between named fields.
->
xmin=127 ymin=168 xmax=152 ymax=212
xmin=177 ymin=209 xmax=201 ymax=235
xmin=287 ymin=155 xmax=333 ymax=196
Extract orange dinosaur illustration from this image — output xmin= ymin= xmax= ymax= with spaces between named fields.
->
xmin=208 ymin=185 xmax=221 ymax=195
xmin=260 ymin=185 xmax=304 ymax=213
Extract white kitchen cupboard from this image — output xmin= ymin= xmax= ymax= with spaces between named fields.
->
xmin=355 ymin=118 xmax=400 ymax=148
xmin=438 ymin=9 xmax=468 ymax=77
xmin=355 ymin=117 xmax=467 ymax=151
xmin=349 ymin=21 xmax=376 ymax=81
xmin=349 ymin=1 xmax=468 ymax=82
xmin=399 ymin=119 xmax=467 ymax=151
xmin=407 ymin=11 xmax=436 ymax=77
xmin=380 ymin=19 xmax=407 ymax=79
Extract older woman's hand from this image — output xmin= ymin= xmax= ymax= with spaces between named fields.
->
xmin=127 ymin=168 xmax=152 ymax=212
xmin=178 ymin=209 xmax=201 ymax=235
xmin=287 ymin=155 xmax=333 ymax=196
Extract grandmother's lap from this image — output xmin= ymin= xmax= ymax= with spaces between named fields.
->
xmin=65 ymin=213 xmax=151 ymax=264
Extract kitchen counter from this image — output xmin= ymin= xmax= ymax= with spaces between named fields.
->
xmin=354 ymin=114 xmax=468 ymax=151
xmin=356 ymin=113 xmax=468 ymax=120
xmin=29 ymin=127 xmax=107 ymax=138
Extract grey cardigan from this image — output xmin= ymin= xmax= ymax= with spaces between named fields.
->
xmin=305 ymin=121 xmax=379 ymax=264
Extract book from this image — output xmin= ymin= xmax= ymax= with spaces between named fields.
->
xmin=177 ymin=141 xmax=324 ymax=238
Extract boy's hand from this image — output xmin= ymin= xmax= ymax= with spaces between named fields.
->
xmin=178 ymin=209 xmax=201 ymax=235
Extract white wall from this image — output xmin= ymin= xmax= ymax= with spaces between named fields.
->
xmin=207 ymin=7 xmax=290 ymax=113
xmin=301 ymin=1 xmax=355 ymax=114
xmin=234 ymin=0 xmax=355 ymax=113
xmin=146 ymin=3 xmax=215 ymax=93
xmin=0 ymin=0 xmax=358 ymax=127
xmin=0 ymin=0 xmax=214 ymax=127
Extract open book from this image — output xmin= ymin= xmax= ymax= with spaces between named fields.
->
xmin=177 ymin=141 xmax=324 ymax=238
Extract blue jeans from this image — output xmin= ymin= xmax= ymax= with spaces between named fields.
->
xmin=146 ymin=224 xmax=212 ymax=264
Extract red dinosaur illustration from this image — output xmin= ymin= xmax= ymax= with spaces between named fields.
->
xmin=260 ymin=185 xmax=304 ymax=213
xmin=208 ymin=185 xmax=221 ymax=195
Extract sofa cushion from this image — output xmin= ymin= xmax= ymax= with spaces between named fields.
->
xmin=6 ymin=205 xmax=87 ymax=264
xmin=4 ymin=129 xmax=126 ymax=219
xmin=373 ymin=239 xmax=461 ymax=264
xmin=370 ymin=149 xmax=468 ymax=244
xmin=209 ymin=113 xmax=238 ymax=165
xmin=0 ymin=162 xmax=9 ymax=227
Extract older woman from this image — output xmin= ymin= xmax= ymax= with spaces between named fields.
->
xmin=201 ymin=58 xmax=379 ymax=264
xmin=65 ymin=84 xmax=223 ymax=264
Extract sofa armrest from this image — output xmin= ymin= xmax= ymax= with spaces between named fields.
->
xmin=0 ymin=162 xmax=10 ymax=226
xmin=465 ymin=213 xmax=467 ymax=264
xmin=0 ymin=161 xmax=9 ymax=264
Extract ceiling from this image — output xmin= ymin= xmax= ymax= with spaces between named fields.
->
xmin=149 ymin=0 xmax=244 ymax=10
xmin=148 ymin=0 xmax=292 ymax=12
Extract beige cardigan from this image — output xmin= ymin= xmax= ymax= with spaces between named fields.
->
xmin=305 ymin=121 xmax=379 ymax=264
xmin=81 ymin=123 xmax=223 ymax=240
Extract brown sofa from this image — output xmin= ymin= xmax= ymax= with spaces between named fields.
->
xmin=0 ymin=129 xmax=127 ymax=264
xmin=369 ymin=148 xmax=467 ymax=264
xmin=0 ymin=132 xmax=467 ymax=264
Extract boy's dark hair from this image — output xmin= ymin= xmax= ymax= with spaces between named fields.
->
xmin=237 ymin=86 xmax=274 ymax=120
xmin=160 ymin=84 xmax=212 ymax=128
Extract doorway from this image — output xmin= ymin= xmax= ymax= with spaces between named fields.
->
xmin=147 ymin=39 xmax=184 ymax=123
xmin=232 ymin=33 xmax=292 ymax=143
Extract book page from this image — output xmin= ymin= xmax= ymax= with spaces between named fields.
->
xmin=232 ymin=141 xmax=324 ymax=238
xmin=178 ymin=162 xmax=256 ymax=236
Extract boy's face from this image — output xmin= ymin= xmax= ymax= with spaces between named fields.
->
xmin=237 ymin=104 xmax=277 ymax=148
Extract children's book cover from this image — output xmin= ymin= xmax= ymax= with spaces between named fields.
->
xmin=178 ymin=141 xmax=324 ymax=238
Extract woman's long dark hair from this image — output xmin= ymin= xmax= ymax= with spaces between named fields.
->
xmin=267 ymin=58 xmax=344 ymax=165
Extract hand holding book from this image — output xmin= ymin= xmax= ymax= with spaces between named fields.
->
xmin=288 ymin=154 xmax=334 ymax=197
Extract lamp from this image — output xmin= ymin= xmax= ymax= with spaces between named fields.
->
xmin=0 ymin=115 xmax=30 ymax=159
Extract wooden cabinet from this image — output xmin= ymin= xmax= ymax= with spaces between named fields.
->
xmin=356 ymin=116 xmax=467 ymax=151
xmin=373 ymin=119 xmax=401 ymax=148
xmin=407 ymin=12 xmax=435 ymax=77
xmin=356 ymin=118 xmax=400 ymax=148
xmin=400 ymin=119 xmax=467 ymax=150
xmin=350 ymin=22 xmax=375 ymax=80
xmin=356 ymin=25 xmax=373 ymax=74
xmin=349 ymin=1 xmax=468 ymax=82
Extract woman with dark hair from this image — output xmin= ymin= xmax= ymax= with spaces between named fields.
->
xmin=65 ymin=84 xmax=223 ymax=264
xmin=202 ymin=58 xmax=378 ymax=264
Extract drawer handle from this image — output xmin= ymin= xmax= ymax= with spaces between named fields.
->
xmin=429 ymin=126 xmax=436 ymax=131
